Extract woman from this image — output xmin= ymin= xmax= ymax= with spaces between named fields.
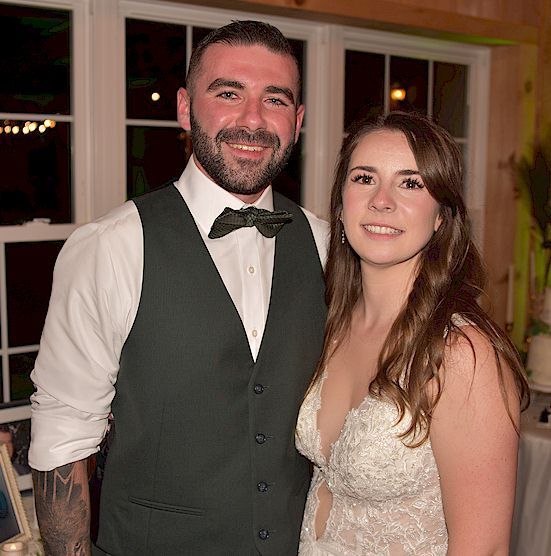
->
xmin=296 ymin=111 xmax=529 ymax=555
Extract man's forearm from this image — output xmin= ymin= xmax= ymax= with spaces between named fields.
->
xmin=32 ymin=459 xmax=91 ymax=556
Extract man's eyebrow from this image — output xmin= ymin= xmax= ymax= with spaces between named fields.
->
xmin=265 ymin=85 xmax=295 ymax=104
xmin=207 ymin=78 xmax=244 ymax=92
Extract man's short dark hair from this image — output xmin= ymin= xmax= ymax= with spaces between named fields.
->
xmin=186 ymin=20 xmax=301 ymax=99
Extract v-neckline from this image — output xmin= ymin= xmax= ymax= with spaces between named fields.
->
xmin=315 ymin=368 xmax=371 ymax=464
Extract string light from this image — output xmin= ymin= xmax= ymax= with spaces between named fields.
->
xmin=0 ymin=119 xmax=56 ymax=136
xmin=390 ymin=87 xmax=406 ymax=101
xmin=151 ymin=92 xmax=160 ymax=102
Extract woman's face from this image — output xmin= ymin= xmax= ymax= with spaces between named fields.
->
xmin=341 ymin=130 xmax=442 ymax=273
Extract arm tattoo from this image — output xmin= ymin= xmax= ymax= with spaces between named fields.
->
xmin=33 ymin=459 xmax=91 ymax=556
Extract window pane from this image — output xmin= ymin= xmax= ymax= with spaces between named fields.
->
xmin=433 ymin=62 xmax=467 ymax=137
xmin=6 ymin=241 xmax=64 ymax=347
xmin=192 ymin=26 xmax=213 ymax=48
xmin=389 ymin=56 xmax=428 ymax=114
xmin=0 ymin=119 xmax=71 ymax=225
xmin=127 ymin=126 xmax=190 ymax=198
xmin=0 ymin=4 xmax=70 ymax=115
xmin=345 ymin=51 xmax=385 ymax=130
xmin=126 ymin=19 xmax=187 ymax=120
xmin=272 ymin=134 xmax=302 ymax=204
xmin=9 ymin=352 xmax=37 ymax=402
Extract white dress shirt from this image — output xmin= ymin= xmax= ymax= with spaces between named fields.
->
xmin=29 ymin=157 xmax=328 ymax=471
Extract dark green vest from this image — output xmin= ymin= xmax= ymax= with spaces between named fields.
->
xmin=96 ymin=185 xmax=326 ymax=555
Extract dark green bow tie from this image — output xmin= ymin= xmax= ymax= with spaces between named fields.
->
xmin=208 ymin=206 xmax=293 ymax=239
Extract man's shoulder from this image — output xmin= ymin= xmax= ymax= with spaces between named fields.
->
xmin=61 ymin=200 xmax=141 ymax=264
xmin=299 ymin=206 xmax=329 ymax=235
xmin=299 ymin=206 xmax=329 ymax=267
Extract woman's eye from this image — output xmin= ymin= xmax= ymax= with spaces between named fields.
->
xmin=402 ymin=177 xmax=424 ymax=189
xmin=351 ymin=174 xmax=374 ymax=185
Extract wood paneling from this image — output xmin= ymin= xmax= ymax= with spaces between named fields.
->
xmin=174 ymin=0 xmax=539 ymax=44
xmin=484 ymin=45 xmax=537 ymax=333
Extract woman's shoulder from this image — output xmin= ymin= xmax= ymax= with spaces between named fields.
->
xmin=442 ymin=316 xmax=500 ymax=383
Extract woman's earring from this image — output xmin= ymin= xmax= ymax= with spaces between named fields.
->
xmin=341 ymin=227 xmax=346 ymax=244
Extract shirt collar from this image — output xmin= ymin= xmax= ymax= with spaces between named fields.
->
xmin=174 ymin=156 xmax=275 ymax=234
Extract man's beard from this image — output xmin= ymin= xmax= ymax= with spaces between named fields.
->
xmin=189 ymin=109 xmax=295 ymax=196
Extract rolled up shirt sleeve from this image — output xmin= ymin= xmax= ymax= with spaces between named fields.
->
xmin=29 ymin=202 xmax=142 ymax=471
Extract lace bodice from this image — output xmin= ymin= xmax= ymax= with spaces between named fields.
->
xmin=295 ymin=371 xmax=448 ymax=555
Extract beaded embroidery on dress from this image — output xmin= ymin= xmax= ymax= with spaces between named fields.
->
xmin=295 ymin=323 xmax=461 ymax=556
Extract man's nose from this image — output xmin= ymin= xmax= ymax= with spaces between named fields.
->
xmin=235 ymin=98 xmax=267 ymax=131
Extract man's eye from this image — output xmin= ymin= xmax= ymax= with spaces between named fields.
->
xmin=218 ymin=91 xmax=237 ymax=99
xmin=267 ymin=98 xmax=286 ymax=106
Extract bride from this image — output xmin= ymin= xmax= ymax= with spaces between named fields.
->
xmin=296 ymin=111 xmax=529 ymax=555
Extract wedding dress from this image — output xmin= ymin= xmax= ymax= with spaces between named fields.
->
xmin=295 ymin=369 xmax=448 ymax=555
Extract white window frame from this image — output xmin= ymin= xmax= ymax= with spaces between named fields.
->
xmin=0 ymin=0 xmax=90 ymax=407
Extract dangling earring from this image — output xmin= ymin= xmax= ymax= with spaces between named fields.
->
xmin=341 ymin=227 xmax=346 ymax=244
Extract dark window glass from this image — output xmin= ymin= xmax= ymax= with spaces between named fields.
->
xmin=126 ymin=19 xmax=187 ymax=120
xmin=389 ymin=56 xmax=428 ymax=114
xmin=9 ymin=352 xmax=37 ymax=402
xmin=272 ymin=134 xmax=302 ymax=204
xmin=345 ymin=51 xmax=385 ymax=130
xmin=433 ymin=62 xmax=467 ymax=137
xmin=192 ymin=26 xmax=213 ymax=49
xmin=0 ymin=4 xmax=70 ymax=115
xmin=6 ymin=241 xmax=64 ymax=347
xmin=0 ymin=120 xmax=71 ymax=225
xmin=127 ymin=126 xmax=190 ymax=198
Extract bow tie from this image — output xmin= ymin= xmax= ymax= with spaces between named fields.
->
xmin=208 ymin=206 xmax=293 ymax=239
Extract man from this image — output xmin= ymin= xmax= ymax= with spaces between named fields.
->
xmin=29 ymin=20 xmax=327 ymax=555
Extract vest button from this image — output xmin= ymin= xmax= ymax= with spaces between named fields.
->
xmin=255 ymin=433 xmax=266 ymax=444
xmin=254 ymin=384 xmax=264 ymax=394
xmin=258 ymin=529 xmax=270 ymax=540
xmin=257 ymin=481 xmax=268 ymax=492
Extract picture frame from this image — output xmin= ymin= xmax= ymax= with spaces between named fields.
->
xmin=0 ymin=444 xmax=31 ymax=544
xmin=0 ymin=406 xmax=32 ymax=492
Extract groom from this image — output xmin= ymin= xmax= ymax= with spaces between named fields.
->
xmin=30 ymin=20 xmax=327 ymax=555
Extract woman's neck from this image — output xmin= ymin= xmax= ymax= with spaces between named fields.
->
xmin=357 ymin=261 xmax=416 ymax=328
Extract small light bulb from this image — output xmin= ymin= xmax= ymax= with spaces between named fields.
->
xmin=44 ymin=119 xmax=52 ymax=128
xmin=39 ymin=124 xmax=46 ymax=133
xmin=151 ymin=92 xmax=160 ymax=102
xmin=390 ymin=88 xmax=406 ymax=101
xmin=12 ymin=126 xmax=19 ymax=134
xmin=29 ymin=122 xmax=37 ymax=132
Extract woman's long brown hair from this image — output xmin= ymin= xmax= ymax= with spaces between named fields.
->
xmin=312 ymin=111 xmax=529 ymax=446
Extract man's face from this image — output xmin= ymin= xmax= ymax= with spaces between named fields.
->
xmin=177 ymin=43 xmax=304 ymax=202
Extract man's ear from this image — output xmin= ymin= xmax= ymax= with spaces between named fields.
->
xmin=177 ymin=87 xmax=192 ymax=131
xmin=294 ymin=104 xmax=305 ymax=143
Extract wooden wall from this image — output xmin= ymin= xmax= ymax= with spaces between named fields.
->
xmin=171 ymin=0 xmax=551 ymax=334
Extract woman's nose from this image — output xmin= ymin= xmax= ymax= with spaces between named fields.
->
xmin=369 ymin=185 xmax=396 ymax=212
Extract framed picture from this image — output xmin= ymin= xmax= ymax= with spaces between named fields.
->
xmin=0 ymin=444 xmax=31 ymax=543
xmin=0 ymin=407 xmax=32 ymax=492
